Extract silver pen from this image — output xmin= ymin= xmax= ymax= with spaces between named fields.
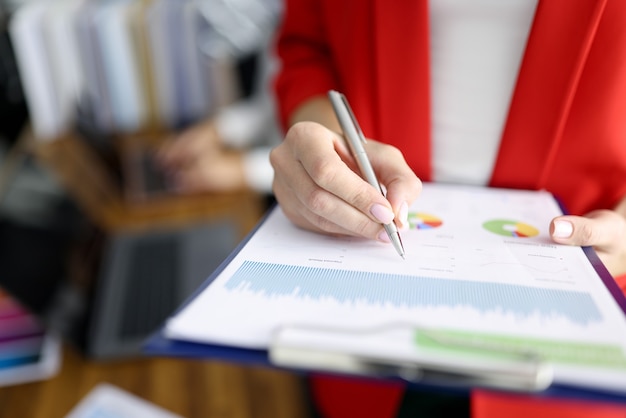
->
xmin=328 ymin=90 xmax=405 ymax=259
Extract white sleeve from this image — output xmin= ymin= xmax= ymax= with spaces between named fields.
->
xmin=214 ymin=99 xmax=272 ymax=148
xmin=242 ymin=146 xmax=273 ymax=193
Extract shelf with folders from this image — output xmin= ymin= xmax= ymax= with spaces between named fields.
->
xmin=9 ymin=0 xmax=243 ymax=141
xmin=8 ymin=0 xmax=265 ymax=234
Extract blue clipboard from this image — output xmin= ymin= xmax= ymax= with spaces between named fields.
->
xmin=144 ymin=200 xmax=626 ymax=406
xmin=144 ymin=206 xmax=274 ymax=364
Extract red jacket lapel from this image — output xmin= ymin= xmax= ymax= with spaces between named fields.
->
xmin=372 ymin=0 xmax=606 ymax=186
xmin=491 ymin=0 xmax=607 ymax=189
xmin=373 ymin=0 xmax=432 ymax=180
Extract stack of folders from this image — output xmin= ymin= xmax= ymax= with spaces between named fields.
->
xmin=8 ymin=0 xmax=240 ymax=142
xmin=0 ymin=287 xmax=60 ymax=386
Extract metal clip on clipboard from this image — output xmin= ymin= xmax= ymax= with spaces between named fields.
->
xmin=269 ymin=323 xmax=554 ymax=392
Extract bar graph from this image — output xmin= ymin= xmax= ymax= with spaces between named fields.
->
xmin=225 ymin=261 xmax=602 ymax=326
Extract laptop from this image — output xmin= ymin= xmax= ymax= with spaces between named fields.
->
xmin=86 ymin=219 xmax=240 ymax=359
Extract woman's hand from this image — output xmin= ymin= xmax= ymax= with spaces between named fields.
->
xmin=550 ymin=200 xmax=626 ymax=278
xmin=270 ymin=121 xmax=422 ymax=242
xmin=156 ymin=119 xmax=247 ymax=193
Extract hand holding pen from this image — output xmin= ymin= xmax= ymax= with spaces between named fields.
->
xmin=269 ymin=90 xmax=422 ymax=253
xmin=328 ymin=90 xmax=407 ymax=258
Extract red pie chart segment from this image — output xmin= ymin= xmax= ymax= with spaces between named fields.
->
xmin=409 ymin=213 xmax=443 ymax=230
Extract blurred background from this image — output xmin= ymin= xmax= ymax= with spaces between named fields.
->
xmin=0 ymin=1 xmax=311 ymax=417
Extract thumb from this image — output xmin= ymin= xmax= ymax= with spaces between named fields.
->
xmin=550 ymin=210 xmax=623 ymax=249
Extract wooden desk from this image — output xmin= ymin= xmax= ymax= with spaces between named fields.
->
xmin=30 ymin=133 xmax=266 ymax=235
xmin=0 ymin=344 xmax=312 ymax=418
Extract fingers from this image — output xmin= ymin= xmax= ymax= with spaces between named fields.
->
xmin=270 ymin=121 xmax=422 ymax=240
xmin=272 ymin=170 xmax=357 ymax=236
xmin=156 ymin=120 xmax=220 ymax=168
xmin=158 ymin=134 xmax=206 ymax=166
xmin=271 ymin=123 xmax=369 ymax=236
xmin=551 ymin=210 xmax=626 ymax=278
xmin=169 ymin=151 xmax=247 ymax=193
xmin=550 ymin=210 xmax=625 ymax=250
xmin=367 ymin=141 xmax=422 ymax=229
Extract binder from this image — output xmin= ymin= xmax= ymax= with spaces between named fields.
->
xmin=75 ymin=0 xmax=116 ymax=134
xmin=144 ymin=0 xmax=177 ymax=129
xmin=94 ymin=0 xmax=146 ymax=133
xmin=9 ymin=2 xmax=63 ymax=140
xmin=145 ymin=184 xmax=626 ymax=404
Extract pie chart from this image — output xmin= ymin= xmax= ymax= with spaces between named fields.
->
xmin=409 ymin=212 xmax=443 ymax=230
xmin=482 ymin=219 xmax=539 ymax=237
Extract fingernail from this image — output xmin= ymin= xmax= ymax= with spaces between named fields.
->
xmin=378 ymin=230 xmax=391 ymax=242
xmin=398 ymin=202 xmax=409 ymax=230
xmin=553 ymin=220 xmax=573 ymax=238
xmin=370 ymin=204 xmax=394 ymax=224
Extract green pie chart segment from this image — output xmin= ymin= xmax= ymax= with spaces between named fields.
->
xmin=482 ymin=219 xmax=539 ymax=238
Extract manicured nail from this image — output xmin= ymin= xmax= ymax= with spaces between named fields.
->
xmin=553 ymin=220 xmax=573 ymax=238
xmin=378 ymin=230 xmax=391 ymax=242
xmin=370 ymin=204 xmax=394 ymax=224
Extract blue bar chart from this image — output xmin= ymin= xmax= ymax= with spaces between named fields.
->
xmin=226 ymin=261 xmax=602 ymax=327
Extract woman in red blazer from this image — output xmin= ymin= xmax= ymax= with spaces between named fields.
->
xmin=271 ymin=0 xmax=626 ymax=416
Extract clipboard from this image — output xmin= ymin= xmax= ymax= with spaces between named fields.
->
xmin=145 ymin=184 xmax=626 ymax=404
xmin=269 ymin=323 xmax=553 ymax=392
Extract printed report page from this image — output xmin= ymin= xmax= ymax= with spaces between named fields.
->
xmin=165 ymin=183 xmax=626 ymax=394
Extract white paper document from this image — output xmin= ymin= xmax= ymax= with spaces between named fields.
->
xmin=65 ymin=383 xmax=182 ymax=418
xmin=164 ymin=183 xmax=626 ymax=394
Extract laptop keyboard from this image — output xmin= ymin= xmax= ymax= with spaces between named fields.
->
xmin=89 ymin=221 xmax=239 ymax=359
xmin=119 ymin=235 xmax=179 ymax=339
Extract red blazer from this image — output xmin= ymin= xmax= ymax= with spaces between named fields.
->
xmin=276 ymin=0 xmax=626 ymax=217
xmin=275 ymin=0 xmax=626 ymax=417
